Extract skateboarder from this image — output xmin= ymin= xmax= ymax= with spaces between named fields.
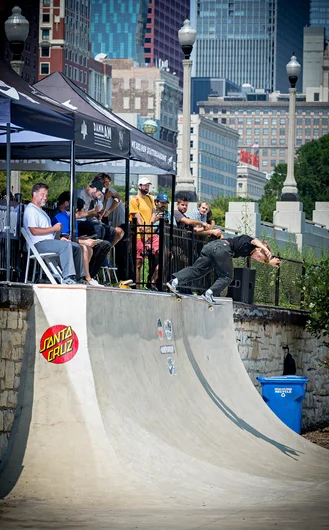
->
xmin=166 ymin=235 xmax=280 ymax=304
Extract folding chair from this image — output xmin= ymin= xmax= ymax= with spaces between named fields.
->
xmin=21 ymin=227 xmax=63 ymax=285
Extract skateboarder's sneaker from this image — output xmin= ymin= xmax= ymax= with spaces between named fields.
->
xmin=166 ymin=278 xmax=179 ymax=294
xmin=201 ymin=289 xmax=215 ymax=305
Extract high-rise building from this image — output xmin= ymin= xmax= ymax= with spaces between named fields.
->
xmin=310 ymin=0 xmax=329 ymax=36
xmin=193 ymin=0 xmax=310 ymax=93
xmin=38 ymin=0 xmax=90 ymax=89
xmin=89 ymin=0 xmax=190 ymax=84
xmin=303 ymin=27 xmax=327 ymax=96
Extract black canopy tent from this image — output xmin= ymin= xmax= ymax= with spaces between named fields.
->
xmin=0 ymin=62 xmax=177 ymax=282
xmin=34 ymin=72 xmax=177 ymax=279
xmin=34 ymin=71 xmax=176 ymax=174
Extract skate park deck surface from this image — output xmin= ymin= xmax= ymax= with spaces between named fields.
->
xmin=0 ymin=285 xmax=328 ymax=529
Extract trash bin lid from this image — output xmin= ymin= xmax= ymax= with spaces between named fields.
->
xmin=257 ymin=375 xmax=308 ymax=384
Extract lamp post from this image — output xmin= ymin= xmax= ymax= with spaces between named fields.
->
xmin=5 ymin=6 xmax=29 ymax=76
xmin=4 ymin=6 xmax=29 ymax=197
xmin=176 ymin=19 xmax=196 ymax=201
xmin=281 ymin=54 xmax=301 ymax=201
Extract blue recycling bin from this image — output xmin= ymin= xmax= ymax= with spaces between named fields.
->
xmin=257 ymin=375 xmax=308 ymax=434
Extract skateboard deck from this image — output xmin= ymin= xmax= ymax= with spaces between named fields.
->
xmin=172 ymin=291 xmax=216 ymax=311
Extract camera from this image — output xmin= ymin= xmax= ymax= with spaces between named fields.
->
xmin=162 ymin=210 xmax=170 ymax=223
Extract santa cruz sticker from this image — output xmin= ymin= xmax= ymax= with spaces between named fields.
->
xmin=40 ymin=325 xmax=79 ymax=364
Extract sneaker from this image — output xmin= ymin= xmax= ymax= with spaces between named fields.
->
xmin=166 ymin=278 xmax=178 ymax=294
xmin=120 ymin=279 xmax=134 ymax=285
xmin=77 ymin=278 xmax=89 ymax=285
xmin=201 ymin=289 xmax=215 ymax=305
xmin=88 ymin=278 xmax=100 ymax=286
xmin=61 ymin=277 xmax=77 ymax=285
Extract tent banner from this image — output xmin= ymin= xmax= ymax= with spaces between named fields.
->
xmin=74 ymin=114 xmax=129 ymax=158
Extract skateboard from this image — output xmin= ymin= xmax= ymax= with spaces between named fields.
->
xmin=171 ymin=291 xmax=215 ymax=311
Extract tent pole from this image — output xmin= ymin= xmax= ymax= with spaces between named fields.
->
xmin=124 ymin=159 xmax=130 ymax=279
xmin=168 ymin=173 xmax=176 ymax=280
xmin=69 ymin=140 xmax=76 ymax=241
xmin=5 ymin=123 xmax=11 ymax=282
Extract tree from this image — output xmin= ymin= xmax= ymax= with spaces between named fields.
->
xmin=259 ymin=135 xmax=329 ymax=221
xmin=209 ymin=195 xmax=253 ymax=226
xmin=303 ymin=257 xmax=329 ymax=344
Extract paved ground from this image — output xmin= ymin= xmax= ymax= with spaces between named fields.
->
xmin=0 ymin=285 xmax=328 ymax=529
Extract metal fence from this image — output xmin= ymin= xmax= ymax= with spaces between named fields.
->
xmin=2 ymin=207 xmax=305 ymax=309
xmin=132 ymin=219 xmax=306 ymax=309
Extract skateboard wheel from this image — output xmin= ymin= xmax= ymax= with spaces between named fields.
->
xmin=208 ymin=306 xmax=214 ymax=311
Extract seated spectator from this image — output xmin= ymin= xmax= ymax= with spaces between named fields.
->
xmin=23 ymin=183 xmax=85 ymax=285
xmin=52 ymin=192 xmax=111 ymax=286
xmin=77 ymin=180 xmax=123 ymax=247
xmin=1 ymin=188 xmax=15 ymax=201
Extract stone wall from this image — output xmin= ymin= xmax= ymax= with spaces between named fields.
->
xmin=233 ymin=304 xmax=329 ymax=430
xmin=0 ymin=284 xmax=34 ymax=464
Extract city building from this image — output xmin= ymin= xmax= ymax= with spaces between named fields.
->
xmin=88 ymin=56 xmax=112 ymax=108
xmin=191 ymin=77 xmax=241 ymax=114
xmin=192 ymin=0 xmax=309 ymax=93
xmin=177 ymin=114 xmax=239 ymax=200
xmin=198 ymin=96 xmax=329 ymax=172
xmin=0 ymin=0 xmax=39 ymax=84
xmin=38 ymin=0 xmax=90 ymax=90
xmin=89 ymin=0 xmax=190 ymax=85
xmin=106 ymin=58 xmax=182 ymax=147
xmin=303 ymin=27 xmax=329 ymax=101
xmin=236 ymin=165 xmax=267 ymax=200
xmin=310 ymin=0 xmax=329 ymax=36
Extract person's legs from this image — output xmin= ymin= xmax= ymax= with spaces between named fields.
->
xmin=79 ymin=244 xmax=93 ymax=282
xmin=173 ymin=248 xmax=213 ymax=286
xmin=208 ymin=242 xmax=234 ymax=296
xmin=35 ymin=239 xmax=76 ymax=279
xmin=89 ymin=241 xmax=112 ymax=278
xmin=71 ymin=241 xmax=86 ymax=280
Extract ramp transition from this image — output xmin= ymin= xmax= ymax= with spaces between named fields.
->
xmin=0 ymin=285 xmax=328 ymax=529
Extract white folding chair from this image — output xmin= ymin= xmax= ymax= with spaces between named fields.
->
xmin=21 ymin=227 xmax=63 ymax=285
xmin=99 ymin=245 xmax=119 ymax=285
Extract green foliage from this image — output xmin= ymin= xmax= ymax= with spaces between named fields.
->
xmin=302 ymin=257 xmax=329 ymax=339
xmin=208 ymin=195 xmax=253 ymax=226
xmin=259 ymin=135 xmax=329 ymax=220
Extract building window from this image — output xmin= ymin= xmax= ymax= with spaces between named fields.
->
xmin=41 ymin=46 xmax=50 ymax=57
xmin=279 ymin=129 xmax=285 ymax=136
xmin=190 ymin=154 xmax=193 ymax=161
xmin=280 ymin=118 xmax=286 ymax=124
xmin=190 ymin=127 xmax=194 ymax=134
xmin=123 ymin=97 xmax=130 ymax=109
xmin=43 ymin=0 xmax=50 ymax=5
xmin=271 ymin=139 xmax=276 ymax=145
xmin=279 ymin=149 xmax=285 ymax=156
xmin=271 ymin=160 xmax=276 ymax=167
xmin=221 ymin=118 xmax=226 ymax=124
xmin=279 ymin=139 xmax=285 ymax=145
xmin=262 ymin=160 xmax=268 ymax=167
xmin=271 ymin=128 xmax=276 ymax=135
xmin=69 ymin=66 xmax=72 ymax=77
xmin=305 ymin=118 xmax=311 ymax=125
xmin=135 ymin=97 xmax=141 ymax=110
xmin=297 ymin=118 xmax=302 ymax=125
xmin=65 ymin=64 xmax=68 ymax=76
xmin=190 ymin=141 xmax=193 ymax=148
xmin=305 ymin=129 xmax=311 ymax=136
xmin=314 ymin=128 xmax=319 ymax=136
xmin=41 ymin=28 xmax=50 ymax=40
xmin=42 ymin=14 xmax=50 ymax=24
xmin=40 ymin=62 xmax=50 ymax=75
xmin=271 ymin=118 xmax=277 ymax=124
xmin=263 ymin=149 xmax=268 ymax=156
xmin=263 ymin=128 xmax=268 ymax=135
xmin=314 ymin=93 xmax=320 ymax=102
xmin=84 ymin=72 xmax=87 ymax=84
xmin=147 ymin=97 xmax=153 ymax=109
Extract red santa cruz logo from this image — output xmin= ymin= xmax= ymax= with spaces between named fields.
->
xmin=40 ymin=325 xmax=79 ymax=364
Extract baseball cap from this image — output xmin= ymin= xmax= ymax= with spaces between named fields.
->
xmin=155 ymin=193 xmax=169 ymax=203
xmin=90 ymin=180 xmax=105 ymax=192
xmin=138 ymin=177 xmax=152 ymax=186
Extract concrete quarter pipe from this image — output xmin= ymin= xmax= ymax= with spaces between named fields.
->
xmin=0 ymin=285 xmax=328 ymax=529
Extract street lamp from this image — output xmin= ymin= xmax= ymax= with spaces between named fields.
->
xmin=5 ymin=6 xmax=29 ymax=77
xmin=281 ymin=53 xmax=301 ymax=201
xmin=4 ymin=6 xmax=29 ymax=198
xmin=176 ymin=19 xmax=196 ymax=201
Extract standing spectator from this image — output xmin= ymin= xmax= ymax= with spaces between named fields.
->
xmin=23 ymin=183 xmax=85 ymax=285
xmin=174 ymin=197 xmax=208 ymax=231
xmin=206 ymin=208 xmax=215 ymax=229
xmin=129 ymin=177 xmax=157 ymax=287
xmin=189 ymin=201 xmax=211 ymax=227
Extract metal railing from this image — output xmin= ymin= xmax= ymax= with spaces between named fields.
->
xmin=2 ymin=207 xmax=306 ymax=309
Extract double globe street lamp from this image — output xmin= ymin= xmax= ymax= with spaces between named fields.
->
xmin=176 ymin=19 xmax=197 ymax=201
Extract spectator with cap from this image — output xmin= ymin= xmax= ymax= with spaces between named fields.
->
xmin=51 ymin=191 xmax=111 ymax=286
xmin=77 ymin=179 xmax=123 ymax=248
xmin=129 ymin=177 xmax=157 ymax=287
